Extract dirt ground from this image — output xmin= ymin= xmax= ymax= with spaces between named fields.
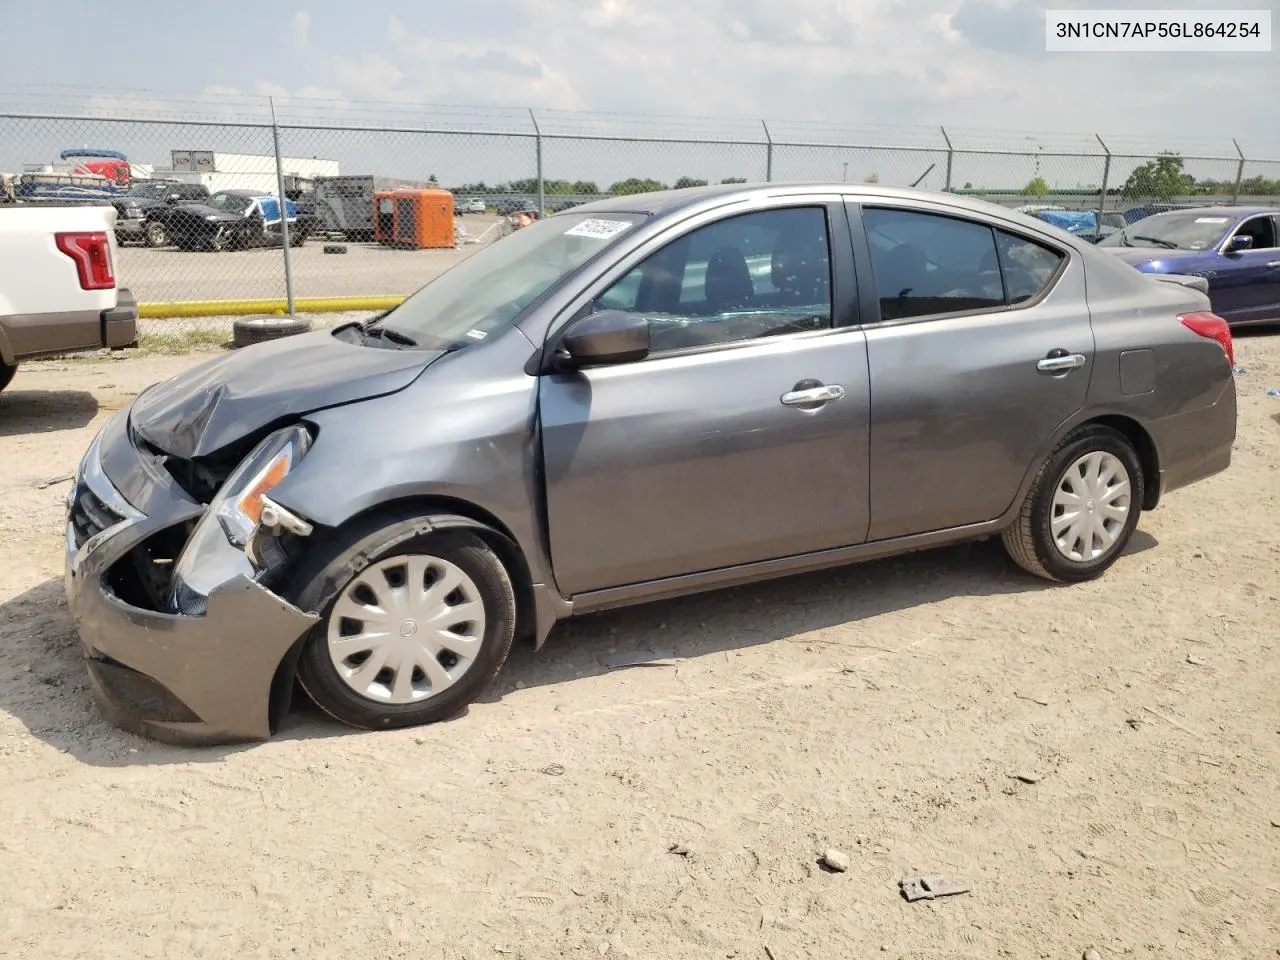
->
xmin=1 ymin=336 xmax=1277 ymax=960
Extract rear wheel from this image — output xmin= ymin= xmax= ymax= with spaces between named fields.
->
xmin=0 ymin=362 xmax=16 ymax=393
xmin=1002 ymin=424 xmax=1144 ymax=582
xmin=294 ymin=520 xmax=517 ymax=730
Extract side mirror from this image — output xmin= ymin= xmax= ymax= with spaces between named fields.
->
xmin=559 ymin=310 xmax=650 ymax=367
xmin=1227 ymin=234 xmax=1253 ymax=252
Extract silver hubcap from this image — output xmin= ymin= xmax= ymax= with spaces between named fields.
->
xmin=1051 ymin=451 xmax=1132 ymax=563
xmin=326 ymin=554 xmax=486 ymax=704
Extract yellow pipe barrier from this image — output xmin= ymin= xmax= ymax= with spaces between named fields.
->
xmin=138 ymin=296 xmax=407 ymax=319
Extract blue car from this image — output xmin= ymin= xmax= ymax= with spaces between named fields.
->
xmin=1099 ymin=206 xmax=1280 ymax=326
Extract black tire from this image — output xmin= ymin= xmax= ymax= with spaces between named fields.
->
xmin=1002 ymin=424 xmax=1144 ymax=583
xmin=231 ymin=314 xmax=311 ymax=348
xmin=294 ymin=519 xmax=517 ymax=731
xmin=0 ymin=362 xmax=16 ymax=393
xmin=145 ymin=220 xmax=168 ymax=247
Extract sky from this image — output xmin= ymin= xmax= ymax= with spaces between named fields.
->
xmin=1 ymin=0 xmax=1277 ymax=190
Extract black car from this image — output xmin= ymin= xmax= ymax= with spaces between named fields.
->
xmin=111 ymin=181 xmax=210 ymax=246
xmin=161 ymin=189 xmax=312 ymax=252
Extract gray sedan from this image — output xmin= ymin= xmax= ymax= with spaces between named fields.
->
xmin=65 ymin=183 xmax=1237 ymax=745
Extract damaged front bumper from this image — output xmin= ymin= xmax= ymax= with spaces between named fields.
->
xmin=63 ymin=407 xmax=318 ymax=746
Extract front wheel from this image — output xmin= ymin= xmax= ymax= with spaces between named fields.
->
xmin=294 ymin=520 xmax=517 ymax=731
xmin=1002 ymin=424 xmax=1144 ymax=583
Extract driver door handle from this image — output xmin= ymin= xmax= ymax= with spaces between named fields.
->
xmin=781 ymin=383 xmax=845 ymax=406
xmin=1037 ymin=352 xmax=1087 ymax=373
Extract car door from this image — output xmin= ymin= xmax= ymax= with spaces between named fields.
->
xmin=538 ymin=201 xmax=871 ymax=597
xmin=849 ymin=201 xmax=1094 ymax=541
xmin=1210 ymin=214 xmax=1280 ymax=322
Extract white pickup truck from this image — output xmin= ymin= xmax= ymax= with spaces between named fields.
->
xmin=0 ymin=204 xmax=138 ymax=391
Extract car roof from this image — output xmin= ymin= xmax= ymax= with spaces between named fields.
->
xmin=1143 ymin=205 xmax=1277 ymax=218
xmin=561 ymin=181 xmax=1077 ymax=224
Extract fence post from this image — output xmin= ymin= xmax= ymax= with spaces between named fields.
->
xmin=1095 ymin=134 xmax=1111 ymax=229
xmin=269 ymin=97 xmax=295 ymax=316
xmin=529 ymin=108 xmax=545 ymax=215
xmin=940 ymin=126 xmax=954 ymax=192
xmin=1231 ymin=138 xmax=1245 ymax=205
xmin=762 ymin=120 xmax=774 ymax=182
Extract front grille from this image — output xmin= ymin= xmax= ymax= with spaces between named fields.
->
xmin=69 ymin=482 xmax=124 ymax=549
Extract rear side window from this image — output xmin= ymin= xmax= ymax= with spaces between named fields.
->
xmin=996 ymin=231 xmax=1065 ymax=303
xmin=864 ymin=208 xmax=1003 ymax=321
xmin=864 ymin=207 xmax=1065 ymax=321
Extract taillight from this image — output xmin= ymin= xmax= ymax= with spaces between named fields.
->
xmin=1179 ymin=312 xmax=1234 ymax=368
xmin=55 ymin=231 xmax=115 ymax=290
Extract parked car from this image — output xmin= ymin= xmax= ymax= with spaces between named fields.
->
xmin=1099 ymin=206 xmax=1280 ymax=325
xmin=158 ymin=189 xmax=309 ymax=252
xmin=0 ymin=203 xmax=137 ymax=392
xmin=110 ymin=181 xmax=210 ymax=247
xmin=65 ymin=183 xmax=1237 ymax=745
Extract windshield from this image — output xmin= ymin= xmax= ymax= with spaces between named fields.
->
xmin=373 ymin=212 xmax=647 ymax=349
xmin=207 ymin=192 xmax=252 ymax=213
xmin=129 ymin=182 xmax=171 ymax=199
xmin=1098 ymin=213 xmax=1232 ymax=251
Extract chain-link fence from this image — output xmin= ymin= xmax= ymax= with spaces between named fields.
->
xmin=2 ymin=90 xmax=1278 ymax=341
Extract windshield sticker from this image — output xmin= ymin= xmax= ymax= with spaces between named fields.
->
xmin=1195 ymin=217 xmax=1229 ymax=224
xmin=564 ymin=218 xmax=633 ymax=240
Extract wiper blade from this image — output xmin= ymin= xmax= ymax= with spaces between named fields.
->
xmin=1130 ymin=234 xmax=1178 ymax=249
xmin=361 ymin=326 xmax=418 ymax=348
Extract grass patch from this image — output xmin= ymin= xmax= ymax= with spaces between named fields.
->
xmin=133 ymin=328 xmax=233 ymax=356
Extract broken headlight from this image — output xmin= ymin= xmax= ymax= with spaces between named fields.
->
xmin=168 ymin=424 xmax=312 ymax=615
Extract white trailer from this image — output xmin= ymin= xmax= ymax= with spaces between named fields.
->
xmin=154 ymin=151 xmax=340 ymax=195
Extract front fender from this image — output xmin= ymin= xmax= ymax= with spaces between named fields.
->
xmin=264 ymin=331 xmax=558 ymax=599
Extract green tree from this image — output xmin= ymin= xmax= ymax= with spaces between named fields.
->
xmin=609 ymin=177 xmax=668 ymax=195
xmin=1022 ymin=176 xmax=1049 ymax=197
xmin=1122 ymin=152 xmax=1193 ymax=199
xmin=673 ymin=176 xmax=709 ymax=189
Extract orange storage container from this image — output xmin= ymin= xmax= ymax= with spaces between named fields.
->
xmin=373 ymin=188 xmax=455 ymax=249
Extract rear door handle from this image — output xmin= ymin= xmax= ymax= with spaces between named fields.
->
xmin=781 ymin=383 xmax=846 ymax=406
xmin=1037 ymin=353 xmax=1087 ymax=373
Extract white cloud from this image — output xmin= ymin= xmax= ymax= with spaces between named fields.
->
xmin=249 ymin=0 xmax=1275 ymax=153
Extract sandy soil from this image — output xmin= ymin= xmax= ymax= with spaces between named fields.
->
xmin=1 ymin=337 xmax=1277 ymax=960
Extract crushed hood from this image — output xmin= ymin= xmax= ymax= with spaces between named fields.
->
xmin=130 ymin=329 xmax=443 ymax=459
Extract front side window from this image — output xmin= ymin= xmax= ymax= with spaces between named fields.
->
xmin=591 ymin=206 xmax=832 ymax=352
xmin=864 ymin=208 xmax=1004 ymax=321
xmin=1230 ymin=215 xmax=1277 ymax=250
